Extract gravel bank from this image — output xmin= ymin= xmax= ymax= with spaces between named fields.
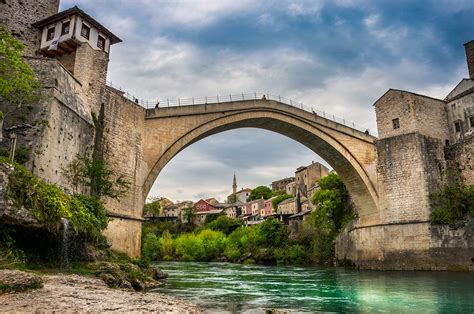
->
xmin=0 ymin=273 xmax=201 ymax=313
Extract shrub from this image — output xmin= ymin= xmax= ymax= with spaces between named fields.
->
xmin=174 ymin=233 xmax=203 ymax=261
xmin=69 ymin=195 xmax=107 ymax=240
xmin=142 ymin=233 xmax=160 ymax=263
xmin=198 ymin=229 xmax=226 ymax=261
xmin=275 ymin=245 xmax=306 ymax=265
xmin=431 ymin=177 xmax=474 ymax=224
xmin=159 ymin=230 xmax=175 ymax=259
xmin=205 ymin=215 xmax=242 ymax=235
xmin=430 ymin=207 xmax=454 ymax=224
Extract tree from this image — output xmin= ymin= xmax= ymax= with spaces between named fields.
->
xmin=248 ymin=185 xmax=273 ymax=201
xmin=0 ymin=25 xmax=41 ymax=141
xmin=62 ymin=154 xmax=130 ymax=199
xmin=311 ymin=173 xmax=349 ymax=230
xmin=182 ymin=207 xmax=194 ymax=225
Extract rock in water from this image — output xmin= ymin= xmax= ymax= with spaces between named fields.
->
xmin=0 ymin=270 xmax=43 ymax=293
xmin=148 ymin=266 xmax=168 ymax=280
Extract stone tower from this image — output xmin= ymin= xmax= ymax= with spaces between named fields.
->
xmin=0 ymin=0 xmax=60 ymax=56
xmin=232 ymin=172 xmax=237 ymax=194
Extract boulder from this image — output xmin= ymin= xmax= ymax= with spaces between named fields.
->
xmin=147 ymin=266 xmax=168 ymax=280
xmin=90 ymin=261 xmax=161 ymax=291
xmin=0 ymin=269 xmax=43 ymax=293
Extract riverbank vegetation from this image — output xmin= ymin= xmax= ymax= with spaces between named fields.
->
xmin=142 ymin=173 xmax=355 ymax=266
xmin=430 ymin=171 xmax=474 ymax=224
xmin=0 ymin=158 xmax=164 ymax=291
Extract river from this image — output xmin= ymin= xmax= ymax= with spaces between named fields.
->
xmin=153 ymin=262 xmax=474 ymax=313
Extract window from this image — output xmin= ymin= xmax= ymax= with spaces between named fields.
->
xmin=97 ymin=35 xmax=105 ymax=50
xmin=61 ymin=21 xmax=70 ymax=35
xmin=470 ymin=116 xmax=474 ymax=128
xmin=454 ymin=121 xmax=462 ymax=133
xmin=47 ymin=27 xmax=55 ymax=41
xmin=392 ymin=118 xmax=400 ymax=129
xmin=80 ymin=24 xmax=90 ymax=39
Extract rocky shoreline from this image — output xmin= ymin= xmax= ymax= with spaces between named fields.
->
xmin=0 ymin=271 xmax=201 ymax=313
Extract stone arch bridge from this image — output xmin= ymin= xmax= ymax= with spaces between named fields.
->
xmin=100 ymin=92 xmax=379 ymax=258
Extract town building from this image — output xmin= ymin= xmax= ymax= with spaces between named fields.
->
xmin=271 ymin=177 xmax=295 ymax=192
xmin=261 ymin=197 xmax=277 ymax=218
xmin=277 ymin=198 xmax=297 ymax=215
xmin=224 ymin=202 xmax=243 ymax=219
xmin=295 ymin=162 xmax=329 ymax=197
xmin=286 ymin=181 xmax=297 ymax=196
xmin=191 ymin=198 xmax=228 ymax=225
xmin=251 ymin=198 xmax=265 ymax=216
xmin=160 ymin=204 xmax=180 ymax=222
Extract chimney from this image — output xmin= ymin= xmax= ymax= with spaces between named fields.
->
xmin=465 ymin=40 xmax=474 ymax=79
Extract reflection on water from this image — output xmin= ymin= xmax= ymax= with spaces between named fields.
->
xmin=153 ymin=262 xmax=474 ymax=313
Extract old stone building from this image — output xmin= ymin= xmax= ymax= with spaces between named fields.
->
xmin=295 ymin=162 xmax=329 ymax=197
xmin=0 ymin=1 xmax=144 ymax=257
xmin=271 ymin=177 xmax=295 ymax=192
xmin=337 ymin=40 xmax=474 ymax=270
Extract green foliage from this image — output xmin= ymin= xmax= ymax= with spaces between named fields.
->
xmin=0 ymin=226 xmax=26 ymax=269
xmin=141 ymin=233 xmax=161 ymax=263
xmin=275 ymin=245 xmax=305 ymax=265
xmin=62 ymin=154 xmax=131 ymax=199
xmin=205 ymin=215 xmax=242 ymax=235
xmin=143 ymin=200 xmax=161 ymax=217
xmin=248 ymin=185 xmax=273 ymax=201
xmin=182 ymin=207 xmax=194 ymax=224
xmin=0 ymin=147 xmax=30 ymax=164
xmin=430 ymin=176 xmax=474 ymax=224
xmin=159 ymin=230 xmax=175 ymax=260
xmin=0 ymin=25 xmax=41 ymax=108
xmin=257 ymin=218 xmax=288 ymax=247
xmin=272 ymin=193 xmax=292 ymax=210
xmin=7 ymin=162 xmax=69 ymax=230
xmin=311 ymin=173 xmax=349 ymax=229
xmin=430 ymin=207 xmax=454 ymax=224
xmin=3 ymin=160 xmax=108 ymax=239
xmin=68 ymin=195 xmax=108 ymax=241
xmin=204 ymin=212 xmax=222 ymax=224
xmin=140 ymin=175 xmax=353 ymax=266
xmin=13 ymin=147 xmax=30 ymax=164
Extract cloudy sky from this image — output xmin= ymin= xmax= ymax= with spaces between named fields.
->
xmin=61 ymin=0 xmax=473 ymax=202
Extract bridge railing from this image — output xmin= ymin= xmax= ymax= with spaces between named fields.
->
xmin=106 ymin=82 xmax=377 ymax=135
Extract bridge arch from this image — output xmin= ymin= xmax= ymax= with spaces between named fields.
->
xmin=142 ymin=100 xmax=379 ymax=222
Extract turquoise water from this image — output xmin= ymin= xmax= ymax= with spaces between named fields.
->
xmin=153 ymin=262 xmax=474 ymax=313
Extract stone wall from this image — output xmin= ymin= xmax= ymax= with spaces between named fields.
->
xmin=376 ymin=133 xmax=446 ymax=224
xmin=446 ymin=93 xmax=474 ymax=143
xmin=74 ymin=44 xmax=110 ymax=114
xmin=445 ymin=135 xmax=474 ymax=185
xmin=97 ymin=88 xmax=148 ymax=257
xmin=0 ymin=0 xmax=59 ymax=56
xmin=375 ymin=90 xmax=449 ymax=141
xmin=336 ymin=218 xmax=474 ymax=271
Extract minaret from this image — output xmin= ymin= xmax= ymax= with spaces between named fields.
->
xmin=232 ymin=172 xmax=237 ymax=194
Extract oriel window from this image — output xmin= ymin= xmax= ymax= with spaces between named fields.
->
xmin=47 ymin=27 xmax=55 ymax=41
xmin=61 ymin=21 xmax=70 ymax=35
xmin=81 ymin=24 xmax=90 ymax=40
